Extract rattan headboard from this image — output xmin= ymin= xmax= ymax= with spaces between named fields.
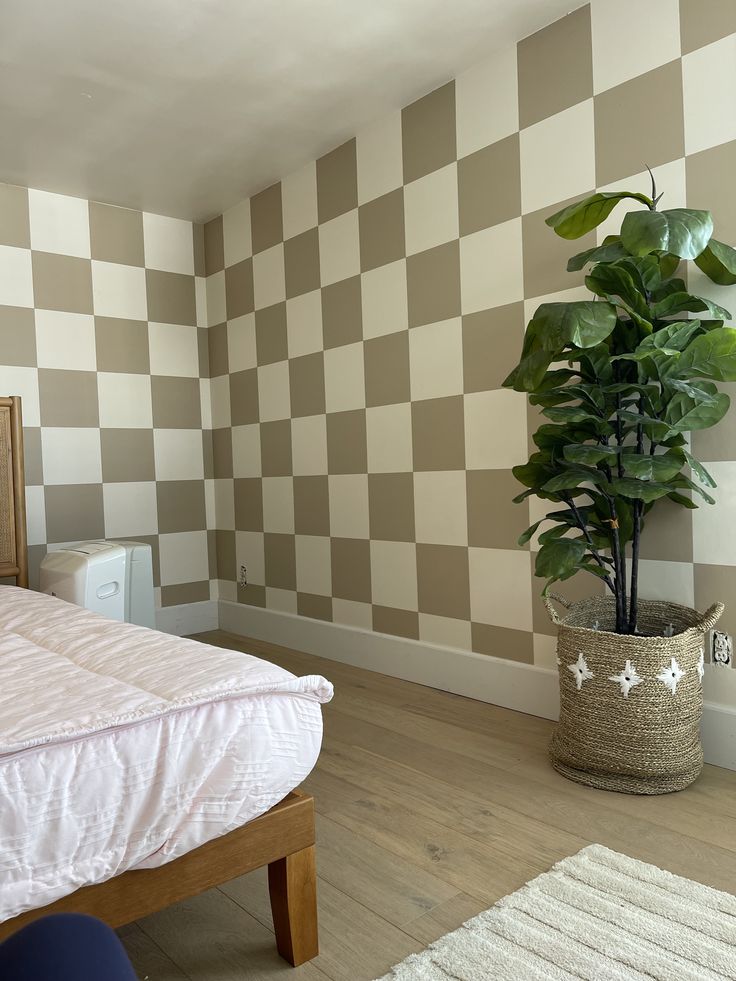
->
xmin=0 ymin=396 xmax=28 ymax=587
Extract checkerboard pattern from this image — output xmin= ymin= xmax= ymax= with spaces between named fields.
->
xmin=204 ymin=0 xmax=736 ymax=667
xmin=0 ymin=187 xmax=214 ymax=607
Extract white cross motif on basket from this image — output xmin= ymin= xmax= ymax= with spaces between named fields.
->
xmin=608 ymin=660 xmax=643 ymax=698
xmin=567 ymin=653 xmax=594 ymax=691
xmin=697 ymin=650 xmax=705 ymax=682
xmin=657 ymin=658 xmax=685 ymax=695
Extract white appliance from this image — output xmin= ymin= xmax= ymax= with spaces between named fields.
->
xmin=39 ymin=540 xmax=155 ymax=628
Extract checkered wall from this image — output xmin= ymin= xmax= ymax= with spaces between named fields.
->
xmin=203 ymin=0 xmax=736 ymax=669
xmin=0 ymin=186 xmax=215 ymax=607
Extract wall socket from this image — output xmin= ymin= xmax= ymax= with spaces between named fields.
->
xmin=238 ymin=565 xmax=247 ymax=587
xmin=710 ymin=630 xmax=733 ymax=668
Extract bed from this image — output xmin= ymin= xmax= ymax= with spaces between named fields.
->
xmin=0 ymin=396 xmax=333 ymax=966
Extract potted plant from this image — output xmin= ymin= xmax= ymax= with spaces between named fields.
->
xmin=504 ymin=172 xmax=735 ymax=794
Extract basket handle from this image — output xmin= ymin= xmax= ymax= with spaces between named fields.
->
xmin=695 ymin=602 xmax=725 ymax=634
xmin=543 ymin=592 xmax=572 ymax=626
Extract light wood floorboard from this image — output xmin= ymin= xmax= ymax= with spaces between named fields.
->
xmin=122 ymin=629 xmax=736 ymax=980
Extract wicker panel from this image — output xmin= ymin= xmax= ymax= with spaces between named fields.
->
xmin=0 ymin=407 xmax=15 ymax=567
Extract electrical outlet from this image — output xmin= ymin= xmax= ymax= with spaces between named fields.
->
xmin=238 ymin=565 xmax=247 ymax=587
xmin=711 ymin=630 xmax=733 ymax=668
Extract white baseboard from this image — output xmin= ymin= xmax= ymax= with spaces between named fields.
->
xmin=217 ymin=600 xmax=736 ymax=772
xmin=156 ymin=599 xmax=218 ymax=636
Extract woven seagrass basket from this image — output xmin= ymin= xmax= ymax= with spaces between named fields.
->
xmin=545 ymin=593 xmax=724 ymax=795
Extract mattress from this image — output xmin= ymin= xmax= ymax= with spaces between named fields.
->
xmin=0 ymin=586 xmax=333 ymax=923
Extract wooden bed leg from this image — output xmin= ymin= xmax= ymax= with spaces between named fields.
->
xmin=268 ymin=845 xmax=319 ymax=966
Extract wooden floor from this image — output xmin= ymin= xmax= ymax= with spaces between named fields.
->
xmin=121 ymin=629 xmax=736 ymax=980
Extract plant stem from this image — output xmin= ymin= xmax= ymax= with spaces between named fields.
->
xmin=565 ymin=496 xmax=617 ymax=596
xmin=628 ymin=502 xmax=642 ymax=633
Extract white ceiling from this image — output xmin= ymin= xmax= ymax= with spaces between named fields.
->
xmin=0 ymin=0 xmax=575 ymax=221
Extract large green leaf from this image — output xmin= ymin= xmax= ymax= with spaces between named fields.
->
xmin=535 ymin=538 xmax=587 ymax=579
xmin=503 ymin=350 xmax=554 ymax=392
xmin=646 ymin=320 xmax=702 ymax=352
xmin=620 ymin=209 xmax=714 ymax=259
xmin=651 ymin=292 xmax=731 ymax=321
xmin=562 ymin=443 xmax=618 ymax=466
xmin=609 ymin=478 xmax=673 ymax=502
xmin=543 ymin=406 xmax=603 ymax=425
xmin=518 ymin=520 xmax=544 ymax=546
xmin=619 ymin=452 xmax=682 ymax=481
xmin=529 ymin=301 xmax=618 ymax=352
xmin=678 ymin=327 xmax=736 ymax=381
xmin=585 ymin=264 xmax=650 ymax=317
xmin=672 ymin=447 xmax=717 ymax=489
xmin=567 ymin=237 xmax=629 ymax=272
xmin=665 ymin=391 xmax=730 ymax=431
xmin=546 ymin=192 xmax=652 ymax=239
xmin=670 ymin=474 xmax=716 ymax=505
xmin=542 ymin=466 xmax=606 ymax=493
xmin=694 ymin=239 xmax=736 ymax=286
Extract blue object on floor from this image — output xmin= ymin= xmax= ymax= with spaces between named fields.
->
xmin=0 ymin=913 xmax=137 ymax=980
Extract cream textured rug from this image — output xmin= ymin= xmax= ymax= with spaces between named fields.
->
xmin=378 ymin=844 xmax=736 ymax=980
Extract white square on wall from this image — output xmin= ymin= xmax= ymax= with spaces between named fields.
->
xmin=103 ymin=481 xmax=158 ymax=537
xmin=324 ymin=342 xmax=366 ymax=413
xmin=282 ymin=162 xmax=319 ymax=239
xmin=370 ymin=539 xmax=418 ymax=610
xmin=227 ymin=313 xmax=257 ymax=372
xmin=357 ymin=111 xmax=403 ymax=205
xmin=232 ymin=423 xmax=262 ymax=478
xmin=469 ymin=547 xmax=533 ymax=631
xmin=153 ymin=428 xmax=204 ymax=481
xmin=404 ymin=164 xmax=459 ymax=256
xmin=318 ymin=210 xmax=360 ymax=287
xmin=519 ymin=100 xmax=596 ymax=215
xmin=97 ymin=372 xmax=152 ymax=428
xmin=591 ymin=0 xmax=681 ymax=94
xmin=35 ymin=310 xmax=96 ymax=371
xmin=0 ymin=366 xmax=40 ymax=426
xmin=693 ymin=461 xmax=736 ymax=566
xmin=28 ymin=189 xmax=90 ymax=258
xmin=361 ymin=260 xmax=408 ymax=339
xmin=455 ymin=46 xmax=519 ymax=158
xmin=683 ymin=34 xmax=736 ymax=156
xmin=409 ymin=317 xmax=463 ymax=401
xmin=366 ymin=402 xmax=413 ymax=473
xmin=0 ymin=246 xmax=34 ymax=308
xmin=464 ymin=389 xmax=528 ymax=470
xmin=223 ymin=199 xmax=252 ymax=267
xmin=143 ymin=213 xmax=194 ymax=275
xmin=159 ymin=530 xmax=209 ymax=586
xmin=262 ymin=475 xmax=294 ymax=533
xmin=252 ymin=243 xmax=285 ymax=309
xmin=24 ymin=485 xmax=46 ymax=546
xmin=418 ymin=613 xmax=472 ymax=651
xmin=460 ymin=219 xmax=523 ymax=315
xmin=91 ymin=261 xmax=148 ymax=320
xmin=286 ymin=290 xmax=323 ymax=358
xmin=148 ymin=322 xmax=199 ymax=377
xmin=414 ymin=470 xmax=468 ymax=546
xmin=41 ymin=428 xmax=101 ymax=484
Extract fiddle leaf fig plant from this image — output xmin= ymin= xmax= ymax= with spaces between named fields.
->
xmin=504 ymin=172 xmax=736 ymax=635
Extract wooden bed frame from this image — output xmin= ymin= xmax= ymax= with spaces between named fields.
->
xmin=0 ymin=396 xmax=319 ymax=966
xmin=0 ymin=396 xmax=28 ymax=588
